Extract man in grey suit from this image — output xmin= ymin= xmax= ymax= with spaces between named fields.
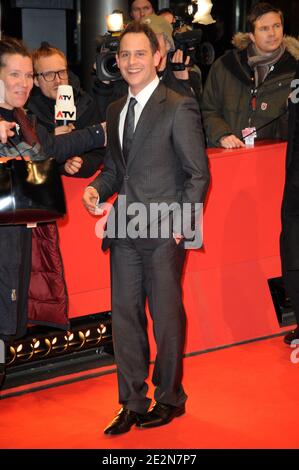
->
xmin=83 ymin=21 xmax=210 ymax=435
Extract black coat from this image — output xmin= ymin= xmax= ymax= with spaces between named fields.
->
xmin=27 ymin=73 xmax=105 ymax=177
xmin=281 ymin=62 xmax=299 ymax=271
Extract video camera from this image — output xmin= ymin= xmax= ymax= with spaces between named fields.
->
xmin=95 ymin=34 xmax=121 ymax=82
xmin=95 ymin=9 xmax=215 ymax=82
xmin=95 ymin=10 xmax=124 ymax=82
xmin=171 ymin=29 xmax=203 ymax=71
xmin=172 ymin=27 xmax=215 ymax=71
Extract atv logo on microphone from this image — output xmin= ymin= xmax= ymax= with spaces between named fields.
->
xmin=56 ymin=110 xmax=76 ymax=119
xmin=58 ymin=94 xmax=72 ymax=101
xmin=55 ymin=84 xmax=76 ymax=121
xmin=55 ymin=101 xmax=76 ymax=121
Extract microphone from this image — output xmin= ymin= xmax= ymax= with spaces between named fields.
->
xmin=54 ymin=84 xmax=76 ymax=126
xmin=241 ymin=109 xmax=287 ymax=142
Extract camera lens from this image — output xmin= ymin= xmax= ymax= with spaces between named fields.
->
xmin=96 ymin=52 xmax=121 ymax=81
xmin=105 ymin=55 xmax=119 ymax=75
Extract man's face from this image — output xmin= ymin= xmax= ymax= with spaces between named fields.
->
xmin=116 ymin=32 xmax=161 ymax=95
xmin=250 ymin=12 xmax=284 ymax=54
xmin=34 ymin=53 xmax=68 ymax=100
xmin=0 ymin=54 xmax=33 ymax=109
xmin=131 ymin=0 xmax=154 ymax=21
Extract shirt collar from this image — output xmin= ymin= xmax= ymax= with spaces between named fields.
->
xmin=128 ymin=76 xmax=160 ymax=108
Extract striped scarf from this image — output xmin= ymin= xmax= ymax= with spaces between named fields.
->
xmin=247 ymin=42 xmax=286 ymax=87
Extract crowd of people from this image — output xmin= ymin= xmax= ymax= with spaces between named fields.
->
xmin=0 ymin=0 xmax=299 ymax=434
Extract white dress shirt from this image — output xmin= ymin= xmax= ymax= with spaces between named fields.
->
xmin=119 ymin=76 xmax=160 ymax=148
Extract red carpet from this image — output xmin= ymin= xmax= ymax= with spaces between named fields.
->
xmin=0 ymin=336 xmax=299 ymax=449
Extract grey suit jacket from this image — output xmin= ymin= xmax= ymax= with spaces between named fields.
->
xmin=90 ymin=82 xmax=210 ymax=249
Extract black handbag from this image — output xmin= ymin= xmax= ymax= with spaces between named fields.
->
xmin=0 ymin=156 xmax=66 ymax=225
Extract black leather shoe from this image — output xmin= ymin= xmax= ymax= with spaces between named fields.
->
xmin=136 ymin=402 xmax=185 ymax=429
xmin=284 ymin=327 xmax=299 ymax=345
xmin=104 ymin=407 xmax=142 ymax=435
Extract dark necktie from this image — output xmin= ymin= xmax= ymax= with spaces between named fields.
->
xmin=122 ymin=97 xmax=137 ymax=163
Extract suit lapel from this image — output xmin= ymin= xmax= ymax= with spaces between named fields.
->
xmin=110 ymin=96 xmax=126 ymax=166
xmin=127 ymin=83 xmax=167 ymax=168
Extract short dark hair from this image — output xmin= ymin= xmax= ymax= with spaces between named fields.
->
xmin=119 ymin=21 xmax=159 ymax=54
xmin=0 ymin=36 xmax=31 ymax=69
xmin=247 ymin=2 xmax=284 ymax=33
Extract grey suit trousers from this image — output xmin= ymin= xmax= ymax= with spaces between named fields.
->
xmin=110 ymin=235 xmax=188 ymax=414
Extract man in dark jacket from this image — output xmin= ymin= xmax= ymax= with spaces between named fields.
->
xmin=28 ymin=43 xmax=105 ymax=177
xmin=280 ymin=63 xmax=299 ymax=344
xmin=83 ymin=21 xmax=210 ymax=435
xmin=201 ymin=2 xmax=299 ymax=148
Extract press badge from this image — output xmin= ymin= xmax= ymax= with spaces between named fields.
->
xmin=242 ymin=127 xmax=257 ymax=147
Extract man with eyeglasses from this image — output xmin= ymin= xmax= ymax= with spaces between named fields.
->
xmin=37 ymin=69 xmax=68 ymax=81
xmin=27 ymin=43 xmax=105 ymax=177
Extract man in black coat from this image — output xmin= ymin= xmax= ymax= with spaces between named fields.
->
xmin=83 ymin=22 xmax=210 ymax=435
xmin=280 ymin=63 xmax=299 ymax=344
xmin=28 ymin=43 xmax=105 ymax=177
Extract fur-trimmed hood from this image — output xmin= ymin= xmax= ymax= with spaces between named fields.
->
xmin=231 ymin=32 xmax=299 ymax=60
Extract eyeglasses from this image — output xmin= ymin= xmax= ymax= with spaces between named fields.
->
xmin=35 ymin=69 xmax=68 ymax=82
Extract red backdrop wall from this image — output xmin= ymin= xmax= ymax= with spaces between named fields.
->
xmin=57 ymin=141 xmax=288 ymax=354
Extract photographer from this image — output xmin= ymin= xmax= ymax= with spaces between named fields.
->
xmin=92 ymin=14 xmax=202 ymax=120
xmin=157 ymin=8 xmax=176 ymax=26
